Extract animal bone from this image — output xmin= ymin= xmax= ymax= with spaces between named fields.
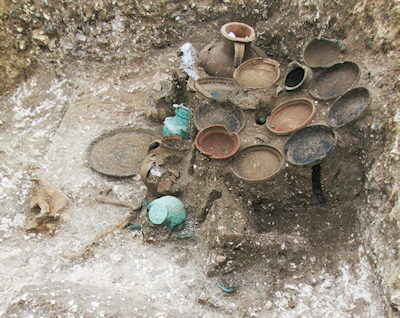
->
xmin=26 ymin=178 xmax=68 ymax=233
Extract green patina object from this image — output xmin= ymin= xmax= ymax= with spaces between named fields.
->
xmin=40 ymin=0 xmax=49 ymax=7
xmin=148 ymin=196 xmax=186 ymax=230
xmin=43 ymin=25 xmax=57 ymax=35
xmin=129 ymin=224 xmax=142 ymax=231
xmin=163 ymin=104 xmax=191 ymax=140
xmin=216 ymin=282 xmax=236 ymax=293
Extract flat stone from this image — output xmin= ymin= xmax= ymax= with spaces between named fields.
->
xmin=19 ymin=40 xmax=26 ymax=51
xmin=264 ymin=300 xmax=273 ymax=310
xmin=76 ymin=50 xmax=86 ymax=57
xmin=43 ymin=12 xmax=51 ymax=20
xmin=62 ymin=41 xmax=74 ymax=54
xmin=97 ymin=37 xmax=109 ymax=47
xmin=76 ymin=33 xmax=87 ymax=42
xmin=32 ymin=29 xmax=49 ymax=46
xmin=40 ymin=0 xmax=49 ymax=8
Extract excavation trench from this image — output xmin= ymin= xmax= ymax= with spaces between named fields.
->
xmin=0 ymin=0 xmax=399 ymax=317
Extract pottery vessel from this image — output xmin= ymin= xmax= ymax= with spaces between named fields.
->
xmin=309 ymin=61 xmax=360 ymax=100
xmin=303 ymin=37 xmax=342 ymax=68
xmin=283 ymin=125 xmax=337 ymax=166
xmin=266 ymin=98 xmax=316 ymax=135
xmin=163 ymin=104 xmax=191 ymax=140
xmin=195 ymin=124 xmax=240 ymax=159
xmin=284 ymin=61 xmax=313 ymax=91
xmin=199 ymin=22 xmax=267 ymax=78
xmin=147 ymin=196 xmax=186 ymax=231
xmin=233 ymin=57 xmax=280 ymax=89
xmin=140 ymin=136 xmax=190 ymax=194
xmin=231 ymin=145 xmax=284 ymax=183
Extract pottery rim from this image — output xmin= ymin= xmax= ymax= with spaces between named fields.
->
xmin=195 ymin=124 xmax=240 ymax=160
xmin=221 ymin=22 xmax=256 ymax=43
xmin=266 ymin=98 xmax=316 ymax=136
xmin=231 ymin=144 xmax=284 ymax=183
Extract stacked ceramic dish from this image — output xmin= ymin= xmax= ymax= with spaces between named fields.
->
xmin=263 ymin=37 xmax=371 ymax=167
xmin=194 ymin=30 xmax=371 ymax=181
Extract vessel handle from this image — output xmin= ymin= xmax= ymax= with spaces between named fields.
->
xmin=233 ymin=42 xmax=245 ymax=68
xmin=147 ymin=139 xmax=162 ymax=154
xmin=254 ymin=133 xmax=270 ymax=143
xmin=139 ymin=153 xmax=158 ymax=192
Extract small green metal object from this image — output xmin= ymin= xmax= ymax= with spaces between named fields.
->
xmin=176 ymin=222 xmax=186 ymax=231
xmin=216 ymin=282 xmax=235 ymax=293
xmin=147 ymin=196 xmax=186 ymax=230
xmin=40 ymin=0 xmax=49 ymax=7
xmin=163 ymin=104 xmax=191 ymax=140
xmin=142 ymin=199 xmax=147 ymax=208
xmin=129 ymin=224 xmax=142 ymax=231
xmin=177 ymin=232 xmax=194 ymax=239
xmin=43 ymin=25 xmax=57 ymax=35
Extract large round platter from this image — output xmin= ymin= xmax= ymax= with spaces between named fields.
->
xmin=283 ymin=125 xmax=336 ymax=166
xmin=231 ymin=144 xmax=284 ymax=183
xmin=309 ymin=61 xmax=360 ymax=100
xmin=233 ymin=57 xmax=280 ymax=89
xmin=194 ymin=77 xmax=241 ymax=101
xmin=327 ymin=87 xmax=371 ymax=128
xmin=193 ymin=100 xmax=245 ymax=133
xmin=266 ymin=98 xmax=316 ymax=135
xmin=303 ymin=37 xmax=342 ymax=68
xmin=87 ymin=127 xmax=161 ymax=177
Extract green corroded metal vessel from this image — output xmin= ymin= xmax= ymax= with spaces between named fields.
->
xmin=147 ymin=196 xmax=186 ymax=230
xmin=163 ymin=104 xmax=191 ymax=140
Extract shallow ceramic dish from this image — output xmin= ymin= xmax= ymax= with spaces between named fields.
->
xmin=266 ymin=98 xmax=316 ymax=135
xmin=194 ymin=77 xmax=241 ymax=101
xmin=303 ymin=37 xmax=342 ymax=68
xmin=87 ymin=127 xmax=161 ymax=177
xmin=195 ymin=125 xmax=240 ymax=159
xmin=327 ymin=87 xmax=371 ymax=128
xmin=233 ymin=57 xmax=280 ymax=89
xmin=193 ymin=100 xmax=245 ymax=133
xmin=309 ymin=61 xmax=360 ymax=100
xmin=231 ymin=144 xmax=284 ymax=183
xmin=283 ymin=125 xmax=336 ymax=166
